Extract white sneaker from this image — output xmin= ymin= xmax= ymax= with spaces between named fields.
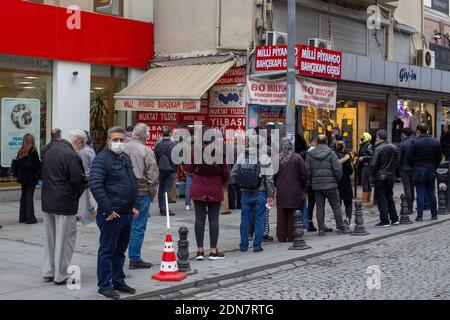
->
xmin=185 ymin=205 xmax=191 ymax=211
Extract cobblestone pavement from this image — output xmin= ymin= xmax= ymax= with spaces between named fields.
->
xmin=185 ymin=220 xmax=450 ymax=300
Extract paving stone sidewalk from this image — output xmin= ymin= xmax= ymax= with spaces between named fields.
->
xmin=0 ymin=184 xmax=447 ymax=300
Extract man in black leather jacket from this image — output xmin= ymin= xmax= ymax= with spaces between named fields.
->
xmin=370 ymin=130 xmax=399 ymax=227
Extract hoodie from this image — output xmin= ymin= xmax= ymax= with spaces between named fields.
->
xmin=306 ymin=143 xmax=342 ymax=191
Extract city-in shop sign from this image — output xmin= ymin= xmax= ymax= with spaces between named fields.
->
xmin=255 ymin=44 xmax=342 ymax=80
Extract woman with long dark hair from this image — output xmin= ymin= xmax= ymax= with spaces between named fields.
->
xmin=186 ymin=133 xmax=230 ymax=261
xmin=16 ymin=134 xmax=41 ymax=224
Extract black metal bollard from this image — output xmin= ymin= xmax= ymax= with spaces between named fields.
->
xmin=399 ymin=194 xmax=414 ymax=224
xmin=177 ymin=226 xmax=191 ymax=273
xmin=438 ymin=185 xmax=450 ymax=215
xmin=289 ymin=210 xmax=311 ymax=250
xmin=351 ymin=201 xmax=369 ymax=236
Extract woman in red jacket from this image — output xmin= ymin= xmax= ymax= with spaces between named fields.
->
xmin=186 ymin=136 xmax=230 ymax=261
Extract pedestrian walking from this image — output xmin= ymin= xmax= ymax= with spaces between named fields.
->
xmin=41 ymin=129 xmax=87 ymax=285
xmin=183 ymin=127 xmax=195 ymax=211
xmin=306 ymin=134 xmax=350 ymax=236
xmin=370 ymin=130 xmax=400 ymax=227
xmin=41 ymin=128 xmax=62 ymax=162
xmin=274 ymin=138 xmax=308 ymax=242
xmin=89 ymin=126 xmax=140 ymax=299
xmin=357 ymin=132 xmax=374 ymax=205
xmin=76 ymin=131 xmax=97 ymax=225
xmin=16 ymin=134 xmax=41 ymax=224
xmin=408 ymin=124 xmax=442 ymax=221
xmin=232 ymin=134 xmax=274 ymax=253
xmin=334 ymin=140 xmax=354 ymax=226
xmin=398 ymin=127 xmax=415 ymax=214
xmin=154 ymin=127 xmax=177 ymax=216
xmin=185 ymin=134 xmax=230 ymax=261
xmin=124 ymin=123 xmax=159 ymax=269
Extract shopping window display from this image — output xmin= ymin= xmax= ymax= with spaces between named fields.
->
xmin=0 ymin=55 xmax=52 ymax=186
xmin=395 ymin=100 xmax=435 ymax=142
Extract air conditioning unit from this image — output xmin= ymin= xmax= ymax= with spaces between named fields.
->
xmin=265 ymin=31 xmax=288 ymax=46
xmin=308 ymin=38 xmax=334 ymax=50
xmin=416 ymin=49 xmax=435 ymax=69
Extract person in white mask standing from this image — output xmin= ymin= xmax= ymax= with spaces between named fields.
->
xmin=89 ymin=126 xmax=140 ymax=300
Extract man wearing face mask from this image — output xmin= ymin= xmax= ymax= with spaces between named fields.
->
xmin=124 ymin=123 xmax=159 ymax=269
xmin=89 ymin=126 xmax=140 ymax=300
xmin=41 ymin=129 xmax=87 ymax=285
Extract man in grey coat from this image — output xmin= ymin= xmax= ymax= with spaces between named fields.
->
xmin=306 ymin=134 xmax=350 ymax=236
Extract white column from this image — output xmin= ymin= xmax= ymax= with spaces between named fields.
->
xmin=52 ymin=61 xmax=91 ymax=138
xmin=126 ymin=68 xmax=146 ymax=126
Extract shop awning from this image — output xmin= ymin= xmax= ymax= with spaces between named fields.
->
xmin=115 ymin=58 xmax=236 ymax=113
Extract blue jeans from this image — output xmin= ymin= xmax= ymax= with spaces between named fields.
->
xmin=300 ymin=198 xmax=308 ymax=229
xmin=97 ymin=212 xmax=133 ymax=290
xmin=240 ymin=192 xmax=267 ymax=250
xmin=128 ymin=195 xmax=151 ymax=263
xmin=185 ymin=175 xmax=193 ymax=206
xmin=415 ymin=172 xmax=437 ymax=218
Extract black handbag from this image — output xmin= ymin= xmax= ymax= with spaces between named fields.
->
xmin=9 ymin=158 xmax=19 ymax=178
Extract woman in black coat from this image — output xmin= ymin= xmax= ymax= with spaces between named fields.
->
xmin=335 ymin=141 xmax=354 ymax=225
xmin=16 ymin=134 xmax=41 ymax=224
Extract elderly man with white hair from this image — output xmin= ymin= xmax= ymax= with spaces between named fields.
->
xmin=124 ymin=123 xmax=159 ymax=269
xmin=41 ymin=129 xmax=87 ymax=285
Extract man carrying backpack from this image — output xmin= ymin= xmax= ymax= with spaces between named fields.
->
xmin=231 ymin=134 xmax=274 ymax=253
xmin=154 ymin=127 xmax=176 ymax=216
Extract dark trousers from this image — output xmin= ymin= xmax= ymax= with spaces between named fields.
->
xmin=228 ymin=184 xmax=242 ymax=210
xmin=276 ymin=208 xmax=296 ymax=242
xmin=19 ymin=183 xmax=37 ymax=224
xmin=96 ymin=212 xmax=132 ymax=290
xmin=342 ymin=199 xmax=353 ymax=221
xmin=193 ymin=201 xmax=221 ymax=248
xmin=400 ymin=170 xmax=415 ymax=213
xmin=158 ymin=172 xmax=176 ymax=209
xmin=307 ymin=192 xmax=316 ymax=222
xmin=374 ymin=180 xmax=399 ymax=225
xmin=361 ymin=166 xmax=372 ymax=193
xmin=415 ymin=172 xmax=438 ymax=218
xmin=315 ymin=188 xmax=344 ymax=231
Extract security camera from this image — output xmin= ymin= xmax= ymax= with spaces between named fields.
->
xmin=73 ymin=71 xmax=79 ymax=76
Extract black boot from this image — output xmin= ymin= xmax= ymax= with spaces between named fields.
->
xmin=307 ymin=221 xmax=317 ymax=232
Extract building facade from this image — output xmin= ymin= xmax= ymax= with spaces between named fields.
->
xmin=0 ymin=0 xmax=153 ymax=196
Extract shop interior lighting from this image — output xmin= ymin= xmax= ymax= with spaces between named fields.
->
xmin=24 ymin=76 xmax=40 ymax=80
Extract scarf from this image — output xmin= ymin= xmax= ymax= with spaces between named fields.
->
xmin=279 ymin=137 xmax=294 ymax=166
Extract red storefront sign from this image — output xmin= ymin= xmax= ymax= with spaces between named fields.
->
xmin=179 ymin=100 xmax=210 ymax=124
xmin=146 ymin=124 xmax=177 ymax=148
xmin=0 ymin=0 xmax=153 ymax=69
xmin=136 ymin=112 xmax=179 ymax=123
xmin=116 ymin=99 xmax=200 ymax=112
xmin=214 ymin=66 xmax=247 ymax=85
xmin=255 ymin=45 xmax=342 ymax=80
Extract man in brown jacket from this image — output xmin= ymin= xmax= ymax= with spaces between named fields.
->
xmin=124 ymin=123 xmax=159 ymax=269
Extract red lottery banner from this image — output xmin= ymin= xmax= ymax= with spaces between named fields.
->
xmin=179 ymin=100 xmax=210 ymax=124
xmin=146 ymin=124 xmax=177 ymax=148
xmin=215 ymin=66 xmax=247 ymax=85
xmin=255 ymin=44 xmax=342 ymax=80
xmin=136 ymin=111 xmax=179 ymax=123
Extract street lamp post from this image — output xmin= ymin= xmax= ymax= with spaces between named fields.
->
xmin=286 ymin=0 xmax=297 ymax=143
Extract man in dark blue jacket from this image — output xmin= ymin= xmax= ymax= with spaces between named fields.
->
xmin=89 ymin=126 xmax=140 ymax=300
xmin=407 ymin=124 xmax=442 ymax=221
xmin=398 ymin=128 xmax=415 ymax=214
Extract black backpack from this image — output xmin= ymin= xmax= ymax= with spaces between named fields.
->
xmin=236 ymin=158 xmax=261 ymax=190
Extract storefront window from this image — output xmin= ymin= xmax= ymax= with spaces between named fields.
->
xmin=397 ymin=100 xmax=436 ymax=136
xmin=90 ymin=65 xmax=127 ymax=153
xmin=94 ymin=0 xmax=124 ymax=17
xmin=0 ymin=55 xmax=52 ymax=186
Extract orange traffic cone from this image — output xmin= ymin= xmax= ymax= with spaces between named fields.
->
xmin=151 ymin=232 xmax=187 ymax=282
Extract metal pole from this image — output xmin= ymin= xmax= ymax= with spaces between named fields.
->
xmin=286 ymin=0 xmax=297 ymax=143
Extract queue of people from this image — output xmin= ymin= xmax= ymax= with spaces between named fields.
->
xmin=6 ymin=121 xmax=445 ymax=299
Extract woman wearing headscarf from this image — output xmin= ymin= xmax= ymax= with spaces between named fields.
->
xmin=357 ymin=132 xmax=374 ymax=204
xmin=274 ymin=138 xmax=309 ymax=242
xmin=334 ymin=140 xmax=354 ymax=225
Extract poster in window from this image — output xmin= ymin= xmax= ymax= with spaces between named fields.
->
xmin=1 ymin=98 xmax=41 ymax=167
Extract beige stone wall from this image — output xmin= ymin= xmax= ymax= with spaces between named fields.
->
xmin=154 ymin=0 xmax=254 ymax=56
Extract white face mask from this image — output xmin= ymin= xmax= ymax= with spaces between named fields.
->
xmin=110 ymin=142 xmax=125 ymax=154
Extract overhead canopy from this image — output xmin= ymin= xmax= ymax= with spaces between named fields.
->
xmin=115 ymin=58 xmax=235 ymax=113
